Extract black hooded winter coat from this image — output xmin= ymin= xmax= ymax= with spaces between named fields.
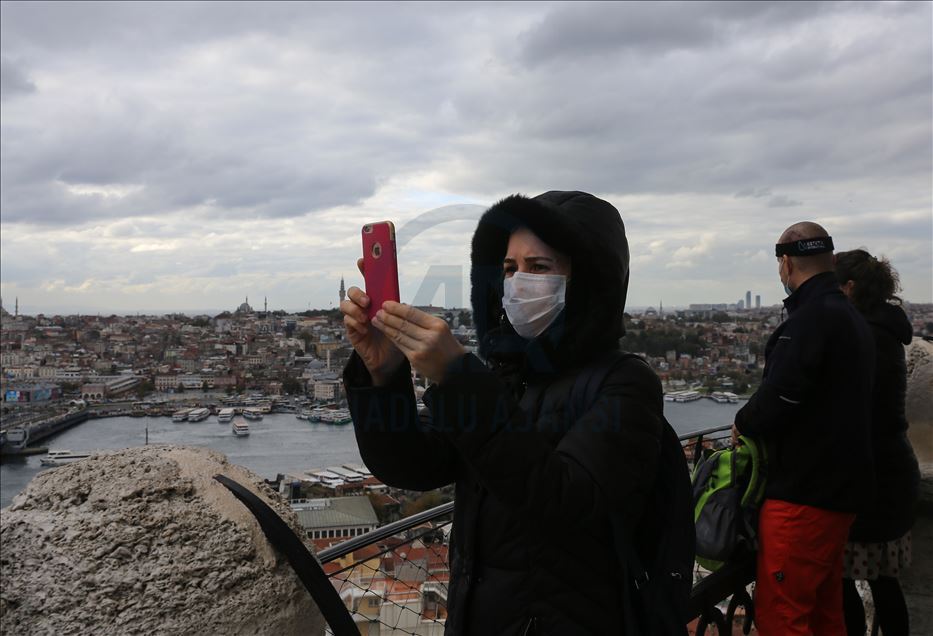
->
xmin=849 ymin=303 xmax=920 ymax=542
xmin=343 ymin=192 xmax=666 ymax=635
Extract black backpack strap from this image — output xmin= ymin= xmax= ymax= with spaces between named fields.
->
xmin=214 ymin=474 xmax=358 ymax=636
xmin=569 ymin=352 xmax=652 ymax=631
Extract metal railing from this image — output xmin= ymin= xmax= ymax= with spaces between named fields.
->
xmin=318 ymin=424 xmax=753 ymax=635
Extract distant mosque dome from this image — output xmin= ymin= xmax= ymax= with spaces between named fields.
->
xmin=236 ymin=297 xmax=253 ymax=314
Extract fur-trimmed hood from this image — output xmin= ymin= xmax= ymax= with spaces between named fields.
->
xmin=470 ymin=191 xmax=629 ymax=374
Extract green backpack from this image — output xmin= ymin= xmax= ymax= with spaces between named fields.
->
xmin=691 ymin=435 xmax=768 ymax=572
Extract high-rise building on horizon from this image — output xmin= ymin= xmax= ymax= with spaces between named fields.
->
xmin=745 ymin=290 xmax=751 ymax=310
xmin=755 ymin=295 xmax=761 ymax=309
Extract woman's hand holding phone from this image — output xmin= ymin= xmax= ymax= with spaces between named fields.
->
xmin=344 ymin=219 xmax=464 ymax=386
xmin=371 ymin=301 xmax=465 ymax=385
xmin=341 ymin=258 xmax=405 ymax=386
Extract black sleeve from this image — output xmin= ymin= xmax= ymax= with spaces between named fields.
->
xmin=735 ymin=318 xmax=824 ymax=437
xmin=423 ymin=353 xmax=663 ymax=532
xmin=343 ymin=352 xmax=458 ymax=491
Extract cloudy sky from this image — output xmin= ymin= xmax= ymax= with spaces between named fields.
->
xmin=1 ymin=1 xmax=930 ymax=315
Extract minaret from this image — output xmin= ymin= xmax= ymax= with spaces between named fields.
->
xmin=659 ymin=299 xmax=663 ymax=319
xmin=339 ymin=277 xmax=346 ymax=304
xmin=15 ymin=297 xmax=18 ymax=317
xmin=264 ymin=296 xmax=267 ymax=313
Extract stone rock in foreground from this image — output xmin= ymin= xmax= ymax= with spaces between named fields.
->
xmin=0 ymin=445 xmax=324 ymax=635
xmin=907 ymin=338 xmax=933 ymax=463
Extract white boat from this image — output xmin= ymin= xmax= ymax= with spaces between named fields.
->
xmin=41 ymin=449 xmax=92 ymax=466
xmin=320 ymin=408 xmax=352 ymax=425
xmin=295 ymin=410 xmax=308 ymax=421
xmin=217 ymin=408 xmax=236 ymax=423
xmin=709 ymin=391 xmax=740 ymax=404
xmin=242 ymin=409 xmax=263 ymax=421
xmin=232 ymin=417 xmax=250 ymax=437
xmin=306 ymin=408 xmax=330 ymax=423
xmin=664 ymin=390 xmax=703 ymax=403
xmin=172 ymin=409 xmax=191 ymax=422
xmin=187 ymin=408 xmax=211 ymax=422
xmin=675 ymin=391 xmax=702 ymax=403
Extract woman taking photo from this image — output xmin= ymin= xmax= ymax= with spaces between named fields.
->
xmin=340 ymin=191 xmax=690 ymax=635
xmin=836 ymin=249 xmax=920 ymax=636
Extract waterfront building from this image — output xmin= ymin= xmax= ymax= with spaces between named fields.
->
xmin=292 ymin=495 xmax=379 ymax=543
xmin=312 ymin=380 xmax=341 ymax=402
xmin=80 ymin=375 xmax=140 ymax=401
xmin=3 ymin=383 xmax=61 ymax=403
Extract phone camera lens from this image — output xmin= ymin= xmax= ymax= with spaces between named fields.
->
xmin=372 ymin=243 xmax=382 ymax=258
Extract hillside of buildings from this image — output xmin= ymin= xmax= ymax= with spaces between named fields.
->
xmin=3 ymin=298 xmax=931 ymax=409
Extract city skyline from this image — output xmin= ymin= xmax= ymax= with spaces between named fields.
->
xmin=2 ymin=2 xmax=931 ymax=314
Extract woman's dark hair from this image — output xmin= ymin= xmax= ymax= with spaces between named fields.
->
xmin=835 ymin=249 xmax=902 ymax=312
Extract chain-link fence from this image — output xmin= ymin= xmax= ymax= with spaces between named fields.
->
xmin=320 ymin=508 xmax=453 ymax=635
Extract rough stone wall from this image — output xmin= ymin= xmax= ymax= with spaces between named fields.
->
xmin=0 ymin=446 xmax=325 ymax=635
xmin=903 ymin=338 xmax=933 ymax=632
xmin=906 ymin=338 xmax=933 ymax=463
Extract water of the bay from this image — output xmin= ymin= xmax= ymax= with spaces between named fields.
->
xmin=0 ymin=400 xmax=740 ymax=509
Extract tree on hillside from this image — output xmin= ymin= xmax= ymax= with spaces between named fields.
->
xmin=135 ymin=380 xmax=154 ymax=398
xmin=282 ymin=377 xmax=303 ymax=395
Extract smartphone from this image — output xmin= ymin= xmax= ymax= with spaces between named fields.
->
xmin=361 ymin=221 xmax=400 ymax=320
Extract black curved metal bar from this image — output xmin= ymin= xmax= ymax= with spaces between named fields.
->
xmin=318 ymin=500 xmax=454 ymax=563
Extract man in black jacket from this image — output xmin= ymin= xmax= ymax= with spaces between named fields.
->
xmin=733 ymin=222 xmax=875 ymax=635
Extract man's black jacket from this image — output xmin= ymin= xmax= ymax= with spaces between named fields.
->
xmin=735 ymin=271 xmax=875 ymax=512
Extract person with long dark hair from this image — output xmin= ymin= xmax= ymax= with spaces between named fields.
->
xmin=836 ymin=249 xmax=920 ymax=636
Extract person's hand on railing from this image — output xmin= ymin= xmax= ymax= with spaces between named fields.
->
xmin=731 ymin=423 xmax=740 ymax=446
xmin=341 ymin=258 xmax=406 ymax=386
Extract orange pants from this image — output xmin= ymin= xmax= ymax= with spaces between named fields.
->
xmin=755 ymin=499 xmax=855 ymax=636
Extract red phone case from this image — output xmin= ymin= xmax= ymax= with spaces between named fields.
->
xmin=362 ymin=221 xmax=400 ymax=320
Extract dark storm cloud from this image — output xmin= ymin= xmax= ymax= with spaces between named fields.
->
xmin=517 ymin=1 xmax=838 ymax=66
xmin=2 ymin=1 xmax=930 ymax=227
xmin=0 ymin=1 xmax=930 ymax=310
xmin=0 ymin=56 xmax=36 ymax=100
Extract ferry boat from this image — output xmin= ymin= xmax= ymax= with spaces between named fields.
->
xmin=242 ymin=409 xmax=263 ymax=421
xmin=306 ymin=408 xmax=330 ymax=423
xmin=319 ymin=408 xmax=352 ymax=425
xmin=187 ymin=408 xmax=211 ymax=422
xmin=231 ymin=417 xmax=250 ymax=437
xmin=664 ymin=390 xmax=703 ymax=403
xmin=710 ymin=391 xmax=740 ymax=404
xmin=41 ymin=449 xmax=92 ymax=467
xmin=217 ymin=408 xmax=236 ymax=423
xmin=171 ymin=409 xmax=191 ymax=422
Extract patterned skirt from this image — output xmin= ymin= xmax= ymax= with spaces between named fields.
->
xmin=843 ymin=532 xmax=912 ymax=580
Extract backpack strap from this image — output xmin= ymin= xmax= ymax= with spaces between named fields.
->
xmin=214 ymin=474 xmax=358 ymax=636
xmin=569 ymin=351 xmax=653 ymax=629
xmin=738 ymin=435 xmax=768 ymax=508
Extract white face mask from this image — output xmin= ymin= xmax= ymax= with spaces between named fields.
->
xmin=502 ymin=272 xmax=567 ymax=339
